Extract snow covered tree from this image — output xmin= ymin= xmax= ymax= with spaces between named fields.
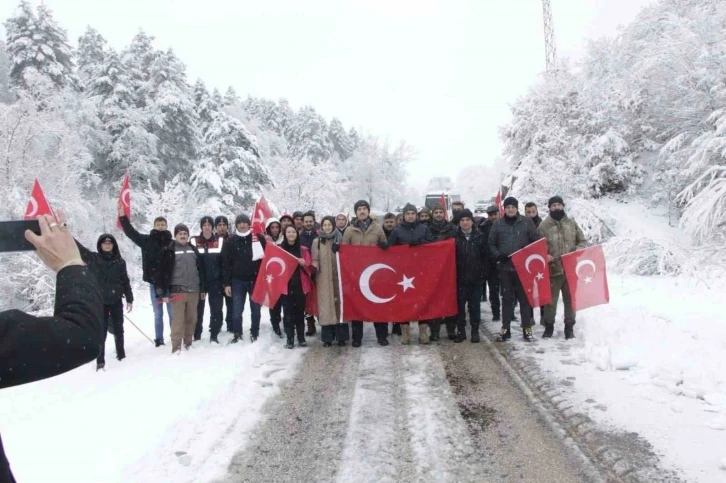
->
xmin=192 ymin=112 xmax=269 ymax=210
xmin=121 ymin=30 xmax=158 ymax=109
xmin=4 ymin=1 xmax=78 ymax=92
xmin=348 ymin=126 xmax=360 ymax=152
xmin=287 ymin=105 xmax=333 ymax=164
xmin=267 ymin=155 xmax=346 ymax=214
xmin=0 ymin=42 xmax=12 ymax=103
xmin=329 ymin=117 xmax=354 ymax=160
xmin=76 ymin=26 xmax=107 ymax=90
xmin=212 ymin=87 xmax=223 ymax=107
xmin=223 ymin=86 xmax=240 ymax=106
xmin=193 ymin=78 xmax=219 ymax=136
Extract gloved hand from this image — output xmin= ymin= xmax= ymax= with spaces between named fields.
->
xmin=310 ymin=272 xmax=317 ymax=283
xmin=497 ymin=254 xmax=509 ymax=263
xmin=409 ymin=240 xmax=421 ymax=247
xmin=378 ymin=241 xmax=389 ymax=250
xmin=331 ymin=243 xmax=340 ymax=254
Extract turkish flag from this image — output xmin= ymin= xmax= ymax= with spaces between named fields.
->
xmin=495 ymin=189 xmax=504 ymax=217
xmin=338 ymin=240 xmax=457 ymax=322
xmin=439 ymin=193 xmax=448 ymax=221
xmin=24 ymin=179 xmax=55 ymax=221
xmin=305 ymin=282 xmax=318 ymax=317
xmin=510 ymin=238 xmax=552 ymax=308
xmin=251 ymin=243 xmax=298 ymax=308
xmin=116 ymin=171 xmax=131 ymax=229
xmin=252 ymin=195 xmax=273 ymax=235
xmin=561 ymin=245 xmax=609 ymax=311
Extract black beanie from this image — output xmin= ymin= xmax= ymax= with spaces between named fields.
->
xmin=235 ymin=214 xmax=250 ymax=226
xmin=503 ymin=197 xmax=519 ymax=209
xmin=548 ymin=195 xmax=565 ymax=208
xmin=292 ymin=211 xmax=304 ymax=219
xmin=174 ymin=223 xmax=189 ymax=236
xmin=458 ymin=209 xmax=474 ymax=222
xmin=354 ymin=200 xmax=371 ymax=212
xmin=403 ymin=203 xmax=417 ymax=214
xmin=200 ymin=215 xmax=214 ymax=229
xmin=214 ymin=215 xmax=229 ymax=226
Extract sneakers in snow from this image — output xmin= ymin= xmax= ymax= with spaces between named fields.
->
xmin=338 ymin=340 xmax=347 ymax=347
xmin=96 ymin=362 xmax=105 ymax=371
xmin=523 ymin=327 xmax=534 ymax=342
xmin=542 ymin=323 xmax=554 ymax=339
xmin=251 ymin=334 xmax=258 ymax=342
xmin=298 ymin=341 xmax=308 ymax=347
xmin=352 ymin=340 xmax=362 ymax=348
xmin=231 ymin=333 xmax=242 ymax=344
xmin=285 ymin=340 xmax=294 ymax=349
xmin=154 ymin=339 xmax=165 ymax=347
xmin=378 ymin=338 xmax=390 ymax=346
xmin=324 ymin=341 xmax=333 ymax=347
xmin=496 ymin=328 xmax=511 ymax=342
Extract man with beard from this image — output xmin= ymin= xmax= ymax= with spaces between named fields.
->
xmin=382 ymin=213 xmax=396 ymax=238
xmin=488 ymin=197 xmax=541 ymax=342
xmin=428 ymin=203 xmax=458 ymax=340
xmin=118 ymin=202 xmax=173 ymax=347
xmin=300 ymin=211 xmax=319 ymax=336
xmin=451 ymin=201 xmax=465 ymax=225
xmin=418 ymin=207 xmax=432 ymax=226
xmin=525 ymin=202 xmax=543 ymax=228
xmin=340 ymin=200 xmax=390 ymax=347
xmin=478 ymin=206 xmax=502 ymax=321
xmin=191 ymin=216 xmax=225 ymax=343
xmin=538 ymin=196 xmax=587 ymax=340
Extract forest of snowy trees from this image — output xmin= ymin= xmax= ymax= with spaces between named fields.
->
xmin=501 ymin=0 xmax=726 ymax=247
xmin=0 ymin=1 xmax=413 ymax=311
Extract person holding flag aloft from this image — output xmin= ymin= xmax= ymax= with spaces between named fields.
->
xmin=537 ymin=196 xmax=587 ymax=339
xmin=488 ymin=197 xmax=541 ymax=342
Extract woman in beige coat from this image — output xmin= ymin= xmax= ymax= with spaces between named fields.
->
xmin=312 ymin=216 xmax=349 ymax=346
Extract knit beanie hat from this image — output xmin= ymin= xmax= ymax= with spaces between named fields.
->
xmin=548 ymin=195 xmax=565 ymax=207
xmin=354 ymin=200 xmax=371 ymax=213
xmin=458 ymin=209 xmax=474 ymax=222
xmin=235 ymin=214 xmax=251 ymax=226
xmin=431 ymin=203 xmax=445 ymax=214
xmin=486 ymin=205 xmax=499 ymax=214
xmin=214 ymin=215 xmax=229 ymax=226
xmin=402 ymin=203 xmax=417 ymax=214
xmin=419 ymin=206 xmax=432 ymax=216
xmin=200 ymin=215 xmax=214 ymax=229
xmin=503 ymin=197 xmax=519 ymax=209
xmin=174 ymin=223 xmax=190 ymax=236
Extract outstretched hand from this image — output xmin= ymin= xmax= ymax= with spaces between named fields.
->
xmin=117 ymin=201 xmax=125 ymax=217
xmin=25 ymin=210 xmax=84 ymax=273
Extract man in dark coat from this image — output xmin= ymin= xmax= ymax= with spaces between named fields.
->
xmin=386 ymin=203 xmax=431 ymax=344
xmin=299 ymin=211 xmax=319 ymax=336
xmin=488 ymin=197 xmax=541 ymax=342
xmin=454 ymin=209 xmax=488 ymax=343
xmin=77 ymin=233 xmax=134 ymax=370
xmin=1 ymin=211 xmax=102 ymax=483
xmin=525 ymin=202 xmax=543 ymax=227
xmin=478 ymin=205 xmax=502 ymax=321
xmin=382 ymin=212 xmax=396 ymax=238
xmin=191 ymin=216 xmax=226 ymax=343
xmin=215 ymin=215 xmax=234 ymax=332
xmin=117 ymin=202 xmax=172 ymax=347
xmin=428 ymin=203 xmax=458 ymax=340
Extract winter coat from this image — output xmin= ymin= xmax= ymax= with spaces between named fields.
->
xmin=221 ymin=233 xmax=267 ymax=286
xmin=311 ymin=237 xmax=341 ymax=325
xmin=299 ymin=229 xmax=319 ymax=250
xmin=455 ymin=228 xmax=489 ymax=285
xmin=488 ymin=215 xmax=541 ymax=272
xmin=341 ymin=219 xmax=387 ymax=246
xmin=531 ymin=215 xmax=542 ymax=228
xmin=77 ymin=234 xmax=134 ymax=306
xmin=1 ymin=266 xmax=103 ymax=483
xmin=265 ymin=218 xmax=284 ymax=246
xmin=428 ymin=220 xmax=458 ymax=241
xmin=119 ymin=216 xmax=172 ymax=286
xmin=157 ymin=241 xmax=207 ymax=297
xmin=280 ymin=242 xmax=315 ymax=295
xmin=537 ymin=214 xmax=587 ymax=277
xmin=190 ymin=233 xmax=225 ymax=283
xmin=387 ymin=220 xmax=431 ymax=246
xmin=478 ymin=219 xmax=499 ymax=268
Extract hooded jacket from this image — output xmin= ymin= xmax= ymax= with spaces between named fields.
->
xmin=119 ymin=215 xmax=172 ymax=286
xmin=77 ymin=234 xmax=134 ymax=306
xmin=190 ymin=232 xmax=225 ymax=283
xmin=265 ymin=218 xmax=284 ymax=245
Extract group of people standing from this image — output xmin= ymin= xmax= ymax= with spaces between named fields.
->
xmin=80 ymin=194 xmax=587 ymax=369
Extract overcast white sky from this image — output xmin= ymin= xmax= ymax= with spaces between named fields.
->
xmin=2 ymin=0 xmax=656 ymax=188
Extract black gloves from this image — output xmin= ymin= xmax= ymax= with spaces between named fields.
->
xmin=310 ymin=272 xmax=317 ymax=283
xmin=331 ymin=243 xmax=340 ymax=254
xmin=409 ymin=240 xmax=421 ymax=247
xmin=497 ymin=254 xmax=509 ymax=263
xmin=378 ymin=241 xmax=389 ymax=250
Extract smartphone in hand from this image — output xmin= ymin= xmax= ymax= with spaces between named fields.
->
xmin=0 ymin=220 xmax=41 ymax=252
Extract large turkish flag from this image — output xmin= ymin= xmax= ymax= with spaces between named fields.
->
xmin=338 ymin=240 xmax=457 ymax=322
xmin=251 ymin=243 xmax=298 ymax=308
xmin=511 ymin=238 xmax=552 ymax=308
xmin=251 ymin=195 xmax=273 ymax=235
xmin=561 ymin=245 xmax=609 ymax=311
xmin=24 ymin=179 xmax=55 ymax=221
xmin=116 ymin=171 xmax=131 ymax=229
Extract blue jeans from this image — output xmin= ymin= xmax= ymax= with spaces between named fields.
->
xmin=231 ymin=279 xmax=261 ymax=336
xmin=150 ymin=283 xmax=173 ymax=340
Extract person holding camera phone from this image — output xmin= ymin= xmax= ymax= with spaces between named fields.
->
xmin=0 ymin=211 xmax=103 ymax=483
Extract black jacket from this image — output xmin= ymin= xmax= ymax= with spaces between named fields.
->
xmin=77 ymin=234 xmax=134 ymax=306
xmin=157 ymin=242 xmax=207 ymax=297
xmin=478 ymin=219 xmax=499 ymax=268
xmin=428 ymin=220 xmax=457 ymax=241
xmin=387 ymin=221 xmax=431 ymax=246
xmin=531 ymin=215 xmax=542 ymax=228
xmin=488 ymin=214 xmax=541 ymax=272
xmin=455 ymin=228 xmax=489 ymax=284
xmin=1 ymin=266 xmax=103 ymax=482
xmin=221 ymin=233 xmax=267 ymax=286
xmin=190 ymin=233 xmax=225 ymax=283
xmin=119 ymin=216 xmax=172 ymax=286
xmin=299 ymin=229 xmax=318 ymax=250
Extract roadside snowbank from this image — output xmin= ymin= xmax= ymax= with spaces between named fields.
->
xmin=0 ymin=305 xmax=304 ymax=483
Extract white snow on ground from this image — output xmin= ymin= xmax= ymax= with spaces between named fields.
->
xmin=0 ymin=304 xmax=304 ymax=483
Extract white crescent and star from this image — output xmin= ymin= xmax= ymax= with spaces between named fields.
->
xmin=575 ymin=259 xmax=596 ymax=284
xmin=121 ymin=188 xmax=130 ymax=207
xmin=398 ymin=275 xmax=415 ymax=292
xmin=525 ymin=254 xmax=546 ymax=282
xmin=265 ymin=257 xmax=286 ymax=283
xmin=360 ymin=264 xmax=397 ymax=304
xmin=26 ymin=196 xmax=38 ymax=217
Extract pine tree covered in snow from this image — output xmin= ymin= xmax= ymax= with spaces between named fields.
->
xmin=121 ymin=30 xmax=158 ymax=109
xmin=0 ymin=42 xmax=12 ymax=103
xmin=211 ymin=87 xmax=223 ymax=107
xmin=329 ymin=117 xmax=354 ymax=160
xmin=287 ymin=105 xmax=333 ymax=164
xmin=76 ymin=26 xmax=107 ymax=90
xmin=193 ymin=78 xmax=219 ymax=136
xmin=223 ymin=86 xmax=240 ymax=107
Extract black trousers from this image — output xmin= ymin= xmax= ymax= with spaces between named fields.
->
xmin=98 ymin=301 xmax=124 ymax=364
xmin=269 ymin=299 xmax=283 ymax=330
xmin=457 ymin=283 xmax=483 ymax=330
xmin=485 ymin=268 xmax=501 ymax=317
xmin=195 ymin=281 xmax=224 ymax=338
xmin=351 ymin=321 xmax=388 ymax=342
xmin=282 ymin=289 xmax=306 ymax=343
xmin=224 ymin=293 xmax=233 ymax=331
xmin=321 ymin=323 xmax=350 ymax=343
xmin=500 ymin=270 xmax=533 ymax=329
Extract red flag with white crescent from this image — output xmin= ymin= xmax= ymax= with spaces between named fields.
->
xmin=510 ymin=238 xmax=552 ymax=308
xmin=116 ymin=171 xmax=131 ymax=229
xmin=251 ymin=195 xmax=273 ymax=235
xmin=24 ymin=179 xmax=55 ymax=221
xmin=495 ymin=189 xmax=504 ymax=217
xmin=252 ymin=243 xmax=298 ymax=308
xmin=561 ymin=245 xmax=609 ymax=311
xmin=439 ymin=193 xmax=448 ymax=221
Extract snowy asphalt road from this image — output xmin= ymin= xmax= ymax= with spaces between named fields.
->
xmin=217 ymin=322 xmax=596 ymax=483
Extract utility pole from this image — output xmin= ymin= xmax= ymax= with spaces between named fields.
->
xmin=542 ymin=0 xmax=557 ymax=72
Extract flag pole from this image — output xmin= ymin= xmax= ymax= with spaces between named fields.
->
xmin=124 ymin=314 xmax=155 ymax=345
xmin=336 ymin=251 xmax=344 ymax=324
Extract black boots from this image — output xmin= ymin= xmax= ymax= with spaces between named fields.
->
xmin=154 ymin=338 xmax=165 ymax=347
xmin=210 ymin=334 xmax=219 ymax=344
xmin=272 ymin=325 xmax=283 ymax=338
xmin=455 ymin=327 xmax=467 ymax=343
xmin=492 ymin=314 xmax=501 ymax=322
xmin=231 ymin=333 xmax=242 ymax=343
xmin=430 ymin=320 xmax=441 ymax=342
xmin=496 ymin=328 xmax=511 ymax=342
xmin=470 ymin=326 xmax=480 ymax=343
xmin=564 ymin=322 xmax=575 ymax=340
xmin=542 ymin=323 xmax=554 ymax=338
xmin=286 ymin=338 xmax=294 ymax=349
xmin=392 ymin=324 xmax=402 ymax=336
xmin=305 ymin=316 xmax=317 ymax=336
